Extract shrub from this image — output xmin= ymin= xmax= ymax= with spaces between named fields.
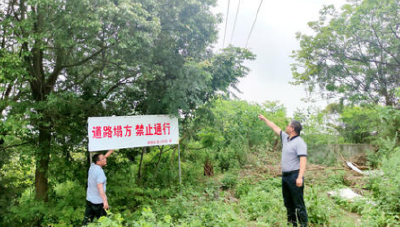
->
xmin=234 ymin=179 xmax=251 ymax=198
xmin=221 ymin=172 xmax=238 ymax=190
xmin=4 ymin=181 xmax=85 ymax=227
xmin=369 ymin=148 xmax=400 ymax=213
xmin=305 ymin=186 xmax=332 ymax=225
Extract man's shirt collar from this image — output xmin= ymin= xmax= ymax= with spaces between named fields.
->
xmin=288 ymin=135 xmax=299 ymax=141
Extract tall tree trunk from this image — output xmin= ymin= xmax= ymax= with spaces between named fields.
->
xmin=35 ymin=125 xmax=51 ymax=201
xmin=138 ymin=147 xmax=146 ymax=180
xmin=154 ymin=146 xmax=164 ymax=179
xmin=30 ymin=4 xmax=54 ymax=201
xmin=384 ymin=93 xmax=393 ymax=106
xmin=203 ymin=156 xmax=214 ymax=177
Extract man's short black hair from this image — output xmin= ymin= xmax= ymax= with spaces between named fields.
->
xmin=290 ymin=120 xmax=302 ymax=135
xmin=92 ymin=153 xmax=102 ymax=163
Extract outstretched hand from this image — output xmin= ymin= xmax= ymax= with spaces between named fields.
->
xmin=105 ymin=149 xmax=115 ymax=158
xmin=258 ymin=114 xmax=266 ymax=121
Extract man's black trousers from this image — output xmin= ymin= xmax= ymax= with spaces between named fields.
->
xmin=282 ymin=170 xmax=308 ymax=227
xmin=82 ymin=200 xmax=107 ymax=225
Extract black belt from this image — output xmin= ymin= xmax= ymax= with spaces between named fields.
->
xmin=282 ymin=169 xmax=299 ymax=176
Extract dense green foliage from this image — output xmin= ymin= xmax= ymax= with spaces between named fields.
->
xmin=2 ymin=99 xmax=400 ymax=226
xmin=187 ymin=99 xmax=287 ymax=172
xmin=0 ymin=0 xmax=254 ymax=202
xmin=1 ymin=0 xmax=400 ymax=226
xmin=291 ymin=0 xmax=400 ymax=107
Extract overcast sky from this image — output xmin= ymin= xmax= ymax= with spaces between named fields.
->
xmin=212 ymin=0 xmax=348 ymax=117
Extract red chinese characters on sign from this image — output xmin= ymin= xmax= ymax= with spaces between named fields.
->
xmin=92 ymin=122 xmax=172 ymax=139
xmin=124 ymin=125 xmax=132 ymax=137
xmin=145 ymin=124 xmax=153 ymax=136
xmin=154 ymin=123 xmax=162 ymax=135
xmin=163 ymin=123 xmax=170 ymax=135
xmin=103 ymin=126 xmax=113 ymax=138
xmin=114 ymin=125 xmax=123 ymax=138
xmin=92 ymin=126 xmax=102 ymax=139
xmin=136 ymin=124 xmax=144 ymax=136
xmin=147 ymin=139 xmax=170 ymax=145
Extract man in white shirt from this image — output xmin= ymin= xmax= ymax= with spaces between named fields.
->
xmin=82 ymin=149 xmax=114 ymax=225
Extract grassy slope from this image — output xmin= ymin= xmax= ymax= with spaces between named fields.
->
xmin=112 ymin=148 xmax=369 ymax=226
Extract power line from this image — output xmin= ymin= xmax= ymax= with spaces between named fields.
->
xmin=230 ymin=0 xmax=241 ymax=45
xmin=222 ymin=0 xmax=231 ymax=48
xmin=245 ymin=0 xmax=264 ymax=48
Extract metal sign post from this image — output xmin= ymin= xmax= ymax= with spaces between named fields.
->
xmin=178 ymin=143 xmax=182 ymax=195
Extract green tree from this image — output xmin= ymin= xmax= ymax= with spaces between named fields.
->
xmin=198 ymin=99 xmax=287 ymax=151
xmin=188 ymin=99 xmax=287 ymax=172
xmin=293 ymin=106 xmax=345 ymax=145
xmin=291 ymin=0 xmax=400 ymax=106
xmin=0 ymin=0 xmax=254 ymax=202
xmin=1 ymin=0 xmax=161 ymax=201
xmin=337 ymin=105 xmax=379 ymax=143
